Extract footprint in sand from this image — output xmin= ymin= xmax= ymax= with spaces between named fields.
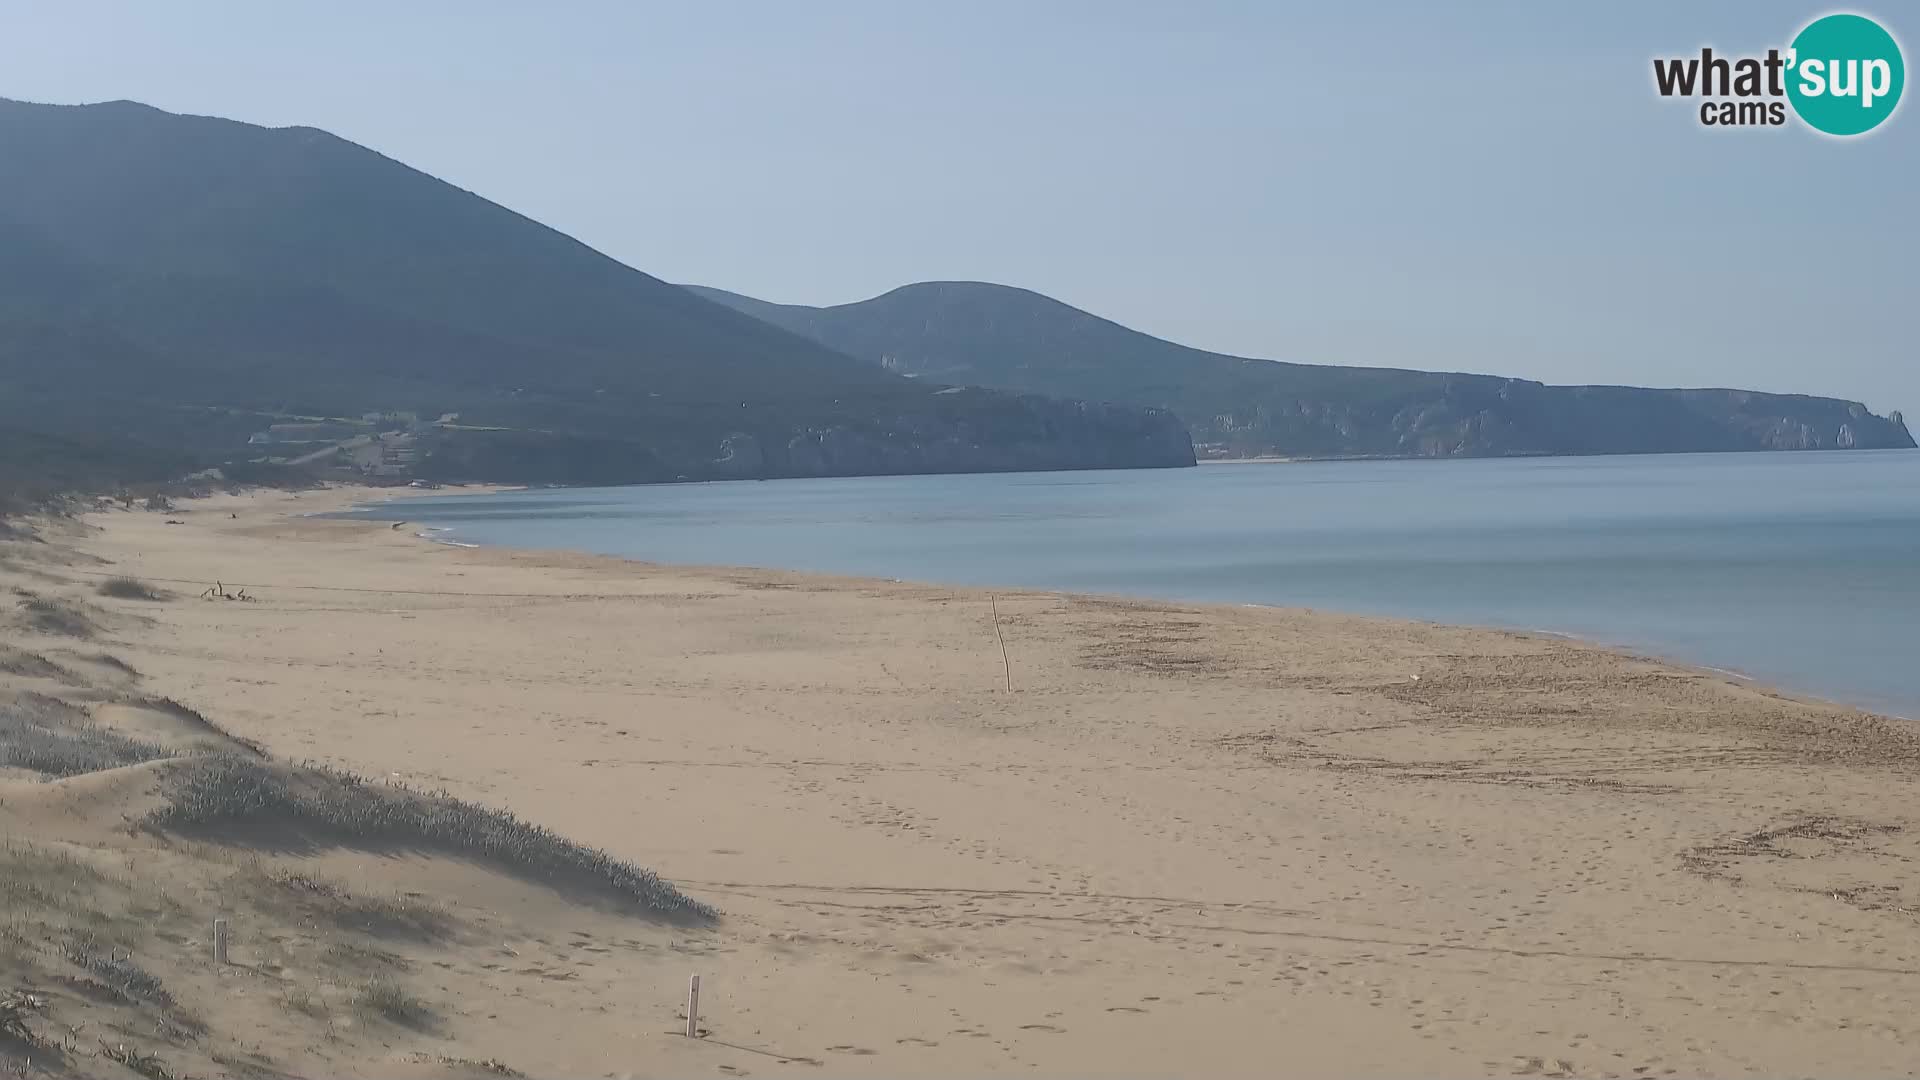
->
xmin=1105 ymin=1006 xmax=1147 ymax=1014
xmin=826 ymin=1046 xmax=877 ymax=1056
xmin=895 ymin=1037 xmax=939 ymax=1047
xmin=1018 ymin=1024 xmax=1065 ymax=1033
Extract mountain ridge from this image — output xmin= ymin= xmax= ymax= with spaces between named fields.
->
xmin=684 ymin=281 xmax=1915 ymax=459
xmin=0 ymin=98 xmax=1194 ymax=487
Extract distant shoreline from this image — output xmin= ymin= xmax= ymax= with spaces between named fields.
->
xmin=331 ymin=480 xmax=1910 ymax=723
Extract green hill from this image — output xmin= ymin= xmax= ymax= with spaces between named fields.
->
xmin=685 ymin=281 xmax=1914 ymax=459
xmin=0 ymin=99 xmax=1193 ymax=487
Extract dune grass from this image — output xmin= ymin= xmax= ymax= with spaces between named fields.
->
xmin=259 ymin=868 xmax=454 ymax=941
xmin=77 ymin=651 xmax=142 ymax=678
xmin=99 ymin=1040 xmax=176 ymax=1080
xmin=145 ymin=755 xmax=715 ymax=921
xmin=0 ymin=698 xmax=175 ymax=777
xmin=97 ymin=576 xmax=169 ymax=602
xmin=119 ymin=695 xmax=267 ymax=756
xmin=1 ymin=840 xmax=115 ymax=919
xmin=12 ymin=590 xmax=100 ymax=638
xmin=352 ymin=977 xmax=434 ymax=1029
xmin=276 ymin=984 xmax=329 ymax=1020
xmin=0 ymin=645 xmax=83 ymax=685
xmin=60 ymin=931 xmax=175 ymax=1010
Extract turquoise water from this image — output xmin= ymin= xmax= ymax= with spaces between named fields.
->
xmin=350 ymin=451 xmax=1920 ymax=718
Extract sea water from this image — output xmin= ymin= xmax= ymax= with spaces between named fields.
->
xmin=349 ymin=450 xmax=1920 ymax=718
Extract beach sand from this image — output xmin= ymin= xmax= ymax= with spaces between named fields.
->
xmin=7 ymin=484 xmax=1920 ymax=1077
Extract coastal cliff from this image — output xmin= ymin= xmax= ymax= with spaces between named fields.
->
xmin=688 ymin=282 xmax=1916 ymax=459
xmin=1201 ymin=379 xmax=1915 ymax=458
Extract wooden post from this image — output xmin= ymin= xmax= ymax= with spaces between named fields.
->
xmin=685 ymin=974 xmax=701 ymax=1037
xmin=213 ymin=918 xmax=229 ymax=965
xmin=989 ymin=595 xmax=1012 ymax=691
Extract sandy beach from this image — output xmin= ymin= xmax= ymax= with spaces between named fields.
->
xmin=7 ymin=483 xmax=1920 ymax=1078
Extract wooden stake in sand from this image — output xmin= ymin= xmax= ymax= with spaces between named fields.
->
xmin=989 ymin=595 xmax=1012 ymax=691
xmin=686 ymin=974 xmax=701 ymax=1038
xmin=212 ymin=918 xmax=229 ymax=965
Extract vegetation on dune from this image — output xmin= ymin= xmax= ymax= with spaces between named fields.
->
xmin=99 ymin=1040 xmax=178 ymax=1080
xmin=97 ymin=575 xmax=169 ymax=601
xmin=144 ymin=755 xmax=715 ymax=921
xmin=0 ymin=697 xmax=175 ymax=776
xmin=117 ymin=695 xmax=268 ymax=756
xmin=352 ymin=977 xmax=435 ymax=1030
xmin=0 ymin=644 xmax=83 ymax=684
xmin=0 ymin=682 xmax=610 ymax=1079
xmin=259 ymin=868 xmax=454 ymax=941
xmin=60 ymin=931 xmax=176 ymax=1010
xmin=0 ymin=678 xmax=710 ymax=924
xmin=11 ymin=590 xmax=101 ymax=638
xmin=0 ymin=418 xmax=322 ymax=517
xmin=0 ymin=840 xmax=197 ymax=1053
xmin=0 ymin=427 xmax=192 ymax=517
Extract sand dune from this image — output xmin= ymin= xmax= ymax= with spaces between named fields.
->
xmin=5 ymin=485 xmax=1920 ymax=1077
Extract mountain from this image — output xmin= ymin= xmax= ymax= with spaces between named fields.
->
xmin=685 ymin=282 xmax=1915 ymax=459
xmin=0 ymin=99 xmax=1193 ymax=486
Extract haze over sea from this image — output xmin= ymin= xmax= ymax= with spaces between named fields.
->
xmin=353 ymin=450 xmax=1920 ymax=719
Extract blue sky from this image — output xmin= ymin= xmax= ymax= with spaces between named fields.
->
xmin=2 ymin=1 xmax=1913 ymax=414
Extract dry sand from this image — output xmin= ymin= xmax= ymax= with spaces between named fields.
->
xmin=8 ymin=484 xmax=1920 ymax=1077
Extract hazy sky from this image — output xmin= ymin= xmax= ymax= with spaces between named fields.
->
xmin=2 ymin=1 xmax=1914 ymax=413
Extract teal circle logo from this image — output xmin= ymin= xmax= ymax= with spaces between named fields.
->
xmin=1786 ymin=13 xmax=1905 ymax=136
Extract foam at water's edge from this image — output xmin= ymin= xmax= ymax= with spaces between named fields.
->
xmin=413 ymin=526 xmax=479 ymax=548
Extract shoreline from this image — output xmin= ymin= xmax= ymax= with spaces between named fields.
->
xmin=15 ymin=483 xmax=1920 ymax=1075
xmin=332 ymin=482 xmax=1912 ymax=725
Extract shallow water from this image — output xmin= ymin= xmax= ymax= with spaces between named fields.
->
xmin=350 ymin=450 xmax=1920 ymax=718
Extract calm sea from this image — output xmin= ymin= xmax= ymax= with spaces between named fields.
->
xmin=348 ymin=451 xmax=1920 ymax=719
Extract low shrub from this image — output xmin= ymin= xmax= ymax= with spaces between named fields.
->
xmin=352 ymin=978 xmax=433 ymax=1029
xmin=97 ymin=576 xmax=169 ymax=602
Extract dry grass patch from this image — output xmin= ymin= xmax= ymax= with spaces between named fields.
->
xmin=257 ymin=869 xmax=454 ymax=941
xmin=0 ymin=645 xmax=82 ymax=686
xmin=323 ymin=940 xmax=410 ymax=973
xmin=0 ymin=841 xmax=201 ymax=1069
xmin=11 ymin=590 xmax=101 ymax=639
xmin=145 ymin=755 xmax=715 ymax=921
xmin=275 ymin=984 xmax=329 ymax=1021
xmin=0 ymin=842 xmax=118 ymax=924
xmin=0 ymin=989 xmax=47 ymax=1044
xmin=110 ymin=696 xmax=267 ymax=757
xmin=352 ymin=977 xmax=434 ymax=1030
xmin=97 ymin=576 xmax=170 ymax=602
xmin=437 ymin=1056 xmax=526 ymax=1077
xmin=100 ymin=1039 xmax=176 ymax=1080
xmin=0 ymin=841 xmax=188 ymax=947
xmin=59 ymin=931 xmax=176 ymax=1011
xmin=0 ymin=697 xmax=175 ymax=777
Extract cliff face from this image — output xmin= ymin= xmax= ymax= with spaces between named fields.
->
xmin=1205 ymin=378 xmax=1917 ymax=458
xmin=688 ymin=282 xmax=1916 ymax=459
